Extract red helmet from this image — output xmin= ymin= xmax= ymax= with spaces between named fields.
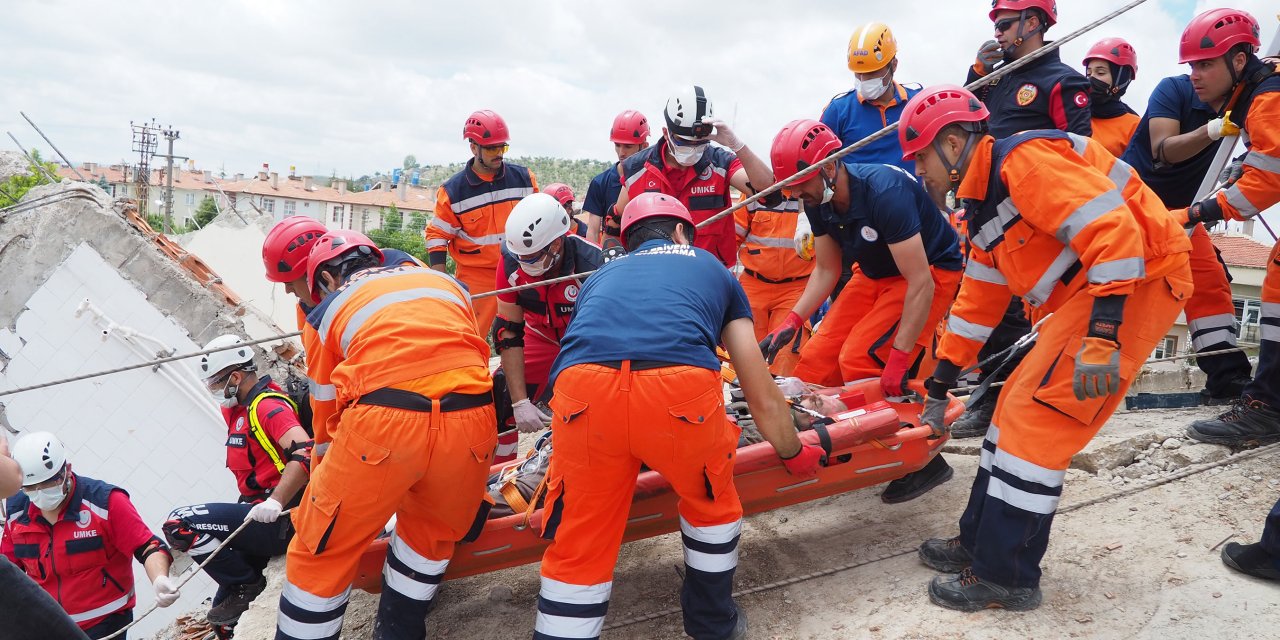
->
xmin=543 ymin=183 xmax=575 ymax=205
xmin=305 ymin=230 xmax=383 ymax=300
xmin=1084 ymin=37 xmax=1138 ymax=76
xmin=610 ymin=110 xmax=650 ymax=145
xmin=263 ymin=216 xmax=328 ymax=283
xmin=770 ymin=120 xmax=842 ymax=185
xmin=463 ymin=110 xmax=510 ymax=145
xmin=620 ymin=192 xmax=694 ymax=236
xmin=1178 ymin=8 xmax=1260 ymax=64
xmin=899 ymin=85 xmax=990 ymax=161
xmin=989 ymin=0 xmax=1057 ymax=27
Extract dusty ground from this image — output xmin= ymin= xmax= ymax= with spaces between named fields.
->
xmin=220 ymin=404 xmax=1280 ymax=639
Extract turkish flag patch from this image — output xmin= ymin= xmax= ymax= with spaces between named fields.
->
xmin=1074 ymin=92 xmax=1090 ymax=108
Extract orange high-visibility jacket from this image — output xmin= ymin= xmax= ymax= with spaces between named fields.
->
xmin=303 ymin=265 xmax=492 ymax=448
xmin=938 ymin=131 xmax=1192 ymax=367
xmin=1213 ymin=75 xmax=1280 ymax=222
xmin=425 ymin=161 xmax=538 ymax=270
xmin=1090 ymin=112 xmax=1140 ymax=158
xmin=733 ymin=197 xmax=815 ymax=282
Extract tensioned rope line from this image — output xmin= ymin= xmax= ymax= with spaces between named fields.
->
xmin=467 ymin=0 xmax=1157 ymax=301
xmin=603 ymin=440 xmax=1280 ymax=631
xmin=0 ymin=0 xmax=1163 ymax=400
xmin=100 ymin=509 xmax=295 ymax=640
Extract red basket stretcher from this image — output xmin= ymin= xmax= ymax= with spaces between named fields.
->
xmin=352 ymin=379 xmax=962 ymax=590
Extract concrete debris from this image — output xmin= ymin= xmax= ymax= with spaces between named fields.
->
xmin=0 ymin=150 xmax=33 ymax=182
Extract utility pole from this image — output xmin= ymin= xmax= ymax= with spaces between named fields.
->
xmin=160 ymin=127 xmax=180 ymax=234
xmin=130 ymin=120 xmax=159 ymax=220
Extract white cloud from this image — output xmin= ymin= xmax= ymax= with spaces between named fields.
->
xmin=0 ymin=0 xmax=1275 ymax=180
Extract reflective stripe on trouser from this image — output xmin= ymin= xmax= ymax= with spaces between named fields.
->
xmin=167 ymin=501 xmax=290 ymax=587
xmin=1262 ymin=496 xmax=1280 ymax=560
xmin=1186 ymin=223 xmax=1253 ymax=390
xmin=739 ymin=274 xmax=809 ymax=376
xmin=1242 ymin=242 xmax=1280 ymax=407
xmin=956 ymin=262 xmax=1189 ymax=588
xmin=277 ymin=401 xmax=496 ymax=640
xmin=535 ymin=364 xmax=743 ymax=640
xmin=455 ymin=264 xmax=499 ymax=337
xmin=793 ymin=267 xmax=961 ymax=387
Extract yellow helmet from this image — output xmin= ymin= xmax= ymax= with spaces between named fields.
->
xmin=847 ymin=22 xmax=897 ymax=74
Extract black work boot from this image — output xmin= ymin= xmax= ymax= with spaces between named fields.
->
xmin=928 ymin=567 xmax=1042 ymax=612
xmin=950 ymin=391 xmax=997 ymax=439
xmin=1200 ymin=373 xmax=1253 ymax=406
xmin=918 ymin=536 xmax=973 ymax=573
xmin=1221 ymin=542 xmax=1280 ymax=581
xmin=881 ymin=454 xmax=953 ymax=504
xmin=1186 ymin=396 xmax=1280 ymax=447
xmin=727 ymin=605 xmax=748 ymax=640
xmin=207 ymin=576 xmax=267 ymax=625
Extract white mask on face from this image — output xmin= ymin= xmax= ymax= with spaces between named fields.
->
xmin=669 ymin=141 xmax=707 ymax=167
xmin=519 ymin=252 xmax=555 ymax=277
xmin=214 ymin=377 xmax=239 ymax=408
xmin=857 ymin=73 xmax=891 ymax=101
xmin=26 ymin=479 xmax=68 ymax=511
xmin=820 ymin=173 xmax=836 ymax=204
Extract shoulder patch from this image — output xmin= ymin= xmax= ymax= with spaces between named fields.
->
xmin=1073 ymin=91 xmax=1089 ymax=108
xmin=1016 ymin=84 xmax=1038 ymax=107
xmin=861 ymin=226 xmax=879 ymax=242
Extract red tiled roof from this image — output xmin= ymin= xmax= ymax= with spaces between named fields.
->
xmin=1210 ymin=232 xmax=1272 ymax=268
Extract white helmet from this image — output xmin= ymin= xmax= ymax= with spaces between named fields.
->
xmin=504 ymin=193 xmax=571 ymax=256
xmin=664 ymin=85 xmax=714 ymax=139
xmin=13 ymin=431 xmax=67 ymax=486
xmin=198 ymin=334 xmax=256 ymax=383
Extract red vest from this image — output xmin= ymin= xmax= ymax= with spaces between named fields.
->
xmin=5 ymin=476 xmax=137 ymax=630
xmin=224 ymin=378 xmax=291 ymax=500
xmin=621 ymin=141 xmax=740 ymax=267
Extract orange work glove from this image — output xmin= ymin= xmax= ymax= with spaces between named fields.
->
xmin=1073 ymin=337 xmax=1121 ymax=400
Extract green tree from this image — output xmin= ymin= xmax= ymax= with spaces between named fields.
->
xmin=403 ymin=154 xmax=419 ymax=170
xmin=193 ymin=195 xmax=219 ymax=228
xmin=0 ymin=149 xmax=58 ymax=205
xmin=382 ymin=203 xmax=403 ymax=233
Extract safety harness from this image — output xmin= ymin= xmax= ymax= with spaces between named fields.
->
xmin=247 ymin=391 xmax=298 ymax=474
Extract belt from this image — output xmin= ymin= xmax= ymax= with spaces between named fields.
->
xmin=594 ymin=359 xmax=683 ymax=371
xmin=355 ymin=388 xmax=492 ymax=413
xmin=744 ymin=268 xmax=808 ymax=285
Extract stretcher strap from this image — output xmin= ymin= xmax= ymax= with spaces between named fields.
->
xmin=522 ymin=475 xmax=549 ymax=530
xmin=810 ymin=422 xmax=833 ymax=456
xmin=499 ymin=481 xmax=530 ymax=514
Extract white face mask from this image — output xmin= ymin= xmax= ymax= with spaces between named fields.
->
xmin=213 ymin=377 xmax=239 ymax=408
xmin=857 ymin=71 xmax=892 ymax=101
xmin=26 ymin=480 xmax=68 ymax=511
xmin=519 ymin=253 xmax=555 ymax=277
xmin=669 ymin=141 xmax=707 ymax=167
xmin=820 ymin=174 xmax=836 ymax=204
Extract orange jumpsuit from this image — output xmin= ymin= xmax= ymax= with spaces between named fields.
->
xmin=425 ymin=161 xmax=538 ymax=333
xmin=281 ymin=265 xmax=497 ymax=640
xmin=1195 ymin=73 xmax=1280 ymax=409
xmin=734 ymin=197 xmax=813 ymax=376
xmin=941 ymin=131 xmax=1191 ymax=589
xmin=1089 ymin=112 xmax=1140 ymax=158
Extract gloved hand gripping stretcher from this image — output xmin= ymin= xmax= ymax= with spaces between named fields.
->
xmin=352 ymin=378 xmax=962 ymax=590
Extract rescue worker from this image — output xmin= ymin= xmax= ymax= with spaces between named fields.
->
xmin=425 ymin=110 xmax=539 ymax=334
xmin=584 ymin=110 xmax=650 ymax=244
xmin=903 ymin=85 xmax=1191 ymax=610
xmin=616 ymin=86 xmax=778 ymax=268
xmin=278 ymin=230 xmax=495 ymax=640
xmin=3 ymin=432 xmax=180 ymax=638
xmin=542 ymin=183 xmax=588 ymax=237
xmin=493 ymin=193 xmax=604 ymax=462
xmin=532 ymin=192 xmax=825 ymax=640
xmin=820 ymin=22 xmax=923 ymax=174
xmin=163 ymin=335 xmax=311 ymax=628
xmin=1084 ymin=37 xmax=1141 ymax=157
xmin=951 ymin=0 xmax=1094 ymax=438
xmin=262 ymin=215 xmax=422 ymax=459
xmin=1121 ymin=10 xmax=1261 ymax=407
xmin=734 ymin=194 xmax=814 ymax=376
xmin=763 ymin=119 xmax=964 ymax=504
xmin=1174 ymin=9 xmax=1280 ymax=447
xmin=0 ymin=434 xmax=90 ymax=640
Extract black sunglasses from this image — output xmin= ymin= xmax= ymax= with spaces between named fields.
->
xmin=993 ymin=17 xmax=1021 ymax=33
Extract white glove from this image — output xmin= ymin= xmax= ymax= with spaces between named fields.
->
xmin=1206 ymin=117 xmax=1225 ymax=141
xmin=702 ymin=117 xmax=744 ymax=152
xmin=153 ymin=575 xmax=180 ymax=608
xmin=513 ymin=398 xmax=552 ymax=434
xmin=245 ymin=498 xmax=283 ymax=524
xmin=792 ymin=213 xmax=814 ymax=260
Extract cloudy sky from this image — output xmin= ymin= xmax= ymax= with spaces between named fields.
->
xmin=0 ymin=0 xmax=1273 ymax=179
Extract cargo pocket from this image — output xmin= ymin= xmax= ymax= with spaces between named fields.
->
xmin=64 ymin=535 xmax=107 ymax=575
xmin=295 ymin=483 xmax=341 ymax=556
xmin=339 ymin=430 xmax=391 ymax=498
xmin=539 ymin=471 xmax=566 ymax=540
xmin=548 ymin=392 xmax=590 ymax=469
xmin=701 ymin=450 xmax=736 ymax=502
xmin=1032 ymin=334 xmax=1139 ymax=425
xmin=670 ymin=386 xmax=726 ymax=463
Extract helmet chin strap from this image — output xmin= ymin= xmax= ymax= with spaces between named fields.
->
xmin=934 ymin=130 xmax=980 ymax=209
xmin=1005 ymin=9 xmax=1043 ymax=59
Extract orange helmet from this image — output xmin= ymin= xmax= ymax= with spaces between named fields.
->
xmin=620 ymin=192 xmax=694 ymax=236
xmin=847 ymin=22 xmax=897 ymax=74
